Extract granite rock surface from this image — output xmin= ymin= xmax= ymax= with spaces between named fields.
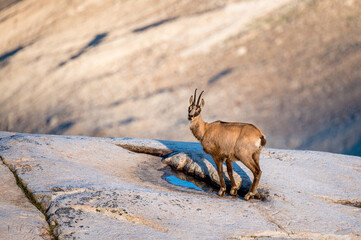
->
xmin=0 ymin=131 xmax=360 ymax=239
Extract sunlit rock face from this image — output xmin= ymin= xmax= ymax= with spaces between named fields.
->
xmin=0 ymin=131 xmax=360 ymax=239
xmin=1 ymin=0 xmax=361 ymax=156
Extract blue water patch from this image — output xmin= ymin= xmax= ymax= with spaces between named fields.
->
xmin=164 ymin=175 xmax=204 ymax=191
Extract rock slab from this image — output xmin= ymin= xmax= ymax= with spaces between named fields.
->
xmin=0 ymin=154 xmax=50 ymax=239
xmin=0 ymin=132 xmax=360 ymax=239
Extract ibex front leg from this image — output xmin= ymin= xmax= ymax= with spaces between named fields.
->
xmin=215 ymin=158 xmax=226 ymax=197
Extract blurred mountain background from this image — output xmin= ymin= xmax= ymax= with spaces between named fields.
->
xmin=0 ymin=0 xmax=360 ymax=156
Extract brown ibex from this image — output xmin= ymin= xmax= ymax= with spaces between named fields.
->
xmin=188 ymin=89 xmax=266 ymax=200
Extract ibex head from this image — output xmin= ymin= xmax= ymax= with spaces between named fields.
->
xmin=188 ymin=89 xmax=205 ymax=121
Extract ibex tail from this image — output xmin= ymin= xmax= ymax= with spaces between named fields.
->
xmin=260 ymin=135 xmax=267 ymax=147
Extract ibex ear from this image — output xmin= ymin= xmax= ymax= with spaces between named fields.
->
xmin=200 ymin=98 xmax=205 ymax=108
xmin=189 ymin=95 xmax=194 ymax=105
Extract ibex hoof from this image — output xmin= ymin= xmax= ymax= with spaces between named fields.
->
xmin=244 ymin=191 xmax=261 ymax=201
xmin=218 ymin=188 xmax=226 ymax=197
xmin=244 ymin=192 xmax=255 ymax=201
xmin=230 ymin=187 xmax=238 ymax=196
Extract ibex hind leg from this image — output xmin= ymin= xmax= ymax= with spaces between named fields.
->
xmin=252 ymin=150 xmax=261 ymax=165
xmin=250 ymin=151 xmax=262 ymax=199
xmin=235 ymin=152 xmax=262 ymax=200
xmin=226 ymin=159 xmax=238 ymax=196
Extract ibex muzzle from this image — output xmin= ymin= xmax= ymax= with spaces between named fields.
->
xmin=188 ymin=89 xmax=266 ymax=200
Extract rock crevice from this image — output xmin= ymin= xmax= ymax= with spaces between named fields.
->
xmin=0 ymin=155 xmax=54 ymax=240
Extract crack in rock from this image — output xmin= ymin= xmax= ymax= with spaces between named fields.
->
xmin=0 ymin=155 xmax=57 ymax=239
xmin=316 ymin=195 xmax=361 ymax=208
xmin=228 ymin=230 xmax=357 ymax=239
xmin=71 ymin=205 xmax=168 ymax=232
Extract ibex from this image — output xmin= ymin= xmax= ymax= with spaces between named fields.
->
xmin=188 ymin=89 xmax=266 ymax=200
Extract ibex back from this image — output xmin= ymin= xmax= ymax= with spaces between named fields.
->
xmin=188 ymin=89 xmax=266 ymax=200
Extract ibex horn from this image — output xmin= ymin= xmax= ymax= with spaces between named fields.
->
xmin=193 ymin=88 xmax=197 ymax=105
xmin=196 ymin=90 xmax=204 ymax=106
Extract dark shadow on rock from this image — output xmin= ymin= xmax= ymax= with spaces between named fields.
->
xmin=115 ymin=139 xmax=253 ymax=198
xmin=208 ymin=68 xmax=233 ymax=85
xmin=232 ymin=163 xmax=252 ymax=196
xmin=133 ymin=17 xmax=178 ymax=33
xmin=157 ymin=140 xmax=252 ymax=197
xmin=118 ymin=117 xmax=135 ymax=126
xmin=110 ymin=99 xmax=124 ymax=107
xmin=49 ymin=121 xmax=75 ymax=135
xmin=299 ymin=109 xmax=361 ymax=157
xmin=0 ymin=45 xmax=24 ymax=68
xmin=58 ymin=32 xmax=108 ymax=67
xmin=344 ymin=136 xmax=361 ymax=157
xmin=0 ymin=0 xmax=22 ymax=11
xmin=6 ymin=134 xmax=41 ymax=145
xmin=321 ymin=41 xmax=361 ymax=65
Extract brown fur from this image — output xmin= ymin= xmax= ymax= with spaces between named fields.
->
xmin=188 ymin=91 xmax=266 ymax=200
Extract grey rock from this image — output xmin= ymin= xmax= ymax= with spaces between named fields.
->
xmin=0 ymin=132 xmax=360 ymax=239
xmin=0 ymin=161 xmax=51 ymax=240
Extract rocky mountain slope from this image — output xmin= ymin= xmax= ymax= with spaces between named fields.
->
xmin=0 ymin=0 xmax=360 ymax=156
xmin=0 ymin=131 xmax=360 ymax=239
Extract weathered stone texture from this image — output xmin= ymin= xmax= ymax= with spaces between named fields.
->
xmin=0 ymin=132 xmax=360 ymax=239
xmin=0 ymin=163 xmax=50 ymax=240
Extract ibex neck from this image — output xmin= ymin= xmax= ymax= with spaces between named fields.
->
xmin=190 ymin=114 xmax=207 ymax=142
